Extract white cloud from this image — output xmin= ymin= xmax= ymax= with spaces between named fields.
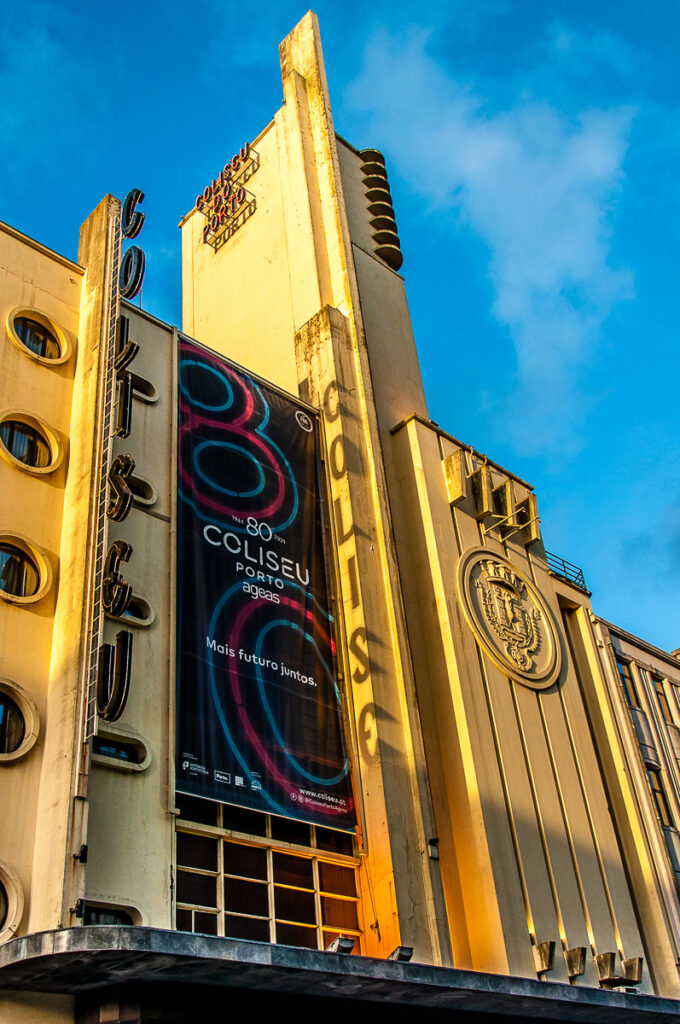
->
xmin=344 ymin=28 xmax=635 ymax=453
xmin=545 ymin=22 xmax=640 ymax=78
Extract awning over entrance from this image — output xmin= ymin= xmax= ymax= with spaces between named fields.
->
xmin=1 ymin=928 xmax=679 ymax=1023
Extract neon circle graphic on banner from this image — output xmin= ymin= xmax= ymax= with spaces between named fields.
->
xmin=193 ymin=441 xmax=265 ymax=499
xmin=207 ymin=581 xmax=283 ymax=813
xmin=178 ymin=360 xmax=234 ymax=412
xmin=206 ymin=580 xmax=349 ymax=820
xmin=177 ymin=346 xmax=300 ymax=534
xmin=254 ymin=616 xmax=348 ymax=786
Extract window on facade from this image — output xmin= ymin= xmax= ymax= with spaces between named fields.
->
xmin=0 ymin=692 xmax=25 ymax=754
xmin=13 ymin=316 xmax=60 ymax=360
xmin=616 ymin=660 xmax=642 ymax=709
xmin=0 ymin=420 xmax=51 ymax=469
xmin=647 ymin=769 xmax=674 ymax=829
xmin=0 ymin=544 xmax=39 ymax=598
xmin=175 ymin=798 xmax=360 ymax=951
xmin=651 ymin=675 xmax=674 ymax=725
xmin=672 ymin=683 xmax=680 ymax=717
xmin=83 ymin=905 xmax=134 ymax=926
xmin=92 ymin=735 xmax=141 ymax=764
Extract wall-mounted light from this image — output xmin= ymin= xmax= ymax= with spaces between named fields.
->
xmin=388 ymin=947 xmax=413 ymax=962
xmin=564 ymin=946 xmax=586 ymax=978
xmin=69 ymin=899 xmax=84 ymax=920
xmin=532 ymin=940 xmax=555 ymax=974
xmin=325 ymin=936 xmax=355 ymax=955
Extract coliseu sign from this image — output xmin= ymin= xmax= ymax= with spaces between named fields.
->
xmin=195 ymin=143 xmax=259 ymax=251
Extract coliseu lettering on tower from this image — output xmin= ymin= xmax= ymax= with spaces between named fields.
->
xmin=93 ymin=188 xmax=148 ymax=726
xmin=119 ymin=188 xmax=146 ymax=299
xmin=194 ymin=143 xmax=259 ymax=250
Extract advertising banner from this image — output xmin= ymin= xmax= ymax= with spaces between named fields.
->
xmin=176 ymin=338 xmax=355 ymax=830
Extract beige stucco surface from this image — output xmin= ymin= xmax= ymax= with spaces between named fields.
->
xmin=0 ymin=223 xmax=83 ymax=943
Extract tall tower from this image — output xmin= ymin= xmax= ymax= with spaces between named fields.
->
xmin=182 ymin=12 xmax=449 ymax=965
xmin=181 ymin=11 xmax=680 ymax=994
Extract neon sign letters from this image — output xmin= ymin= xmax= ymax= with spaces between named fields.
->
xmin=194 ymin=143 xmax=259 ymax=251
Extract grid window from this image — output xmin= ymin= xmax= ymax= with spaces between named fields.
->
xmin=175 ymin=798 xmax=361 ymax=952
xmin=322 ymin=896 xmax=360 ymax=931
xmin=223 ymin=913 xmax=269 ymax=941
xmin=224 ymin=877 xmax=269 ymax=916
xmin=176 ymin=907 xmax=219 ymax=935
xmin=223 ymin=840 xmax=267 ymax=879
xmin=177 ymin=832 xmax=218 ymax=872
xmin=275 ymin=922 xmax=318 ymax=949
xmin=273 ymin=851 xmax=314 ymax=888
xmin=177 ymin=870 xmax=217 ymax=908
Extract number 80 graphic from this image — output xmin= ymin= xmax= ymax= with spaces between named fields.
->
xmin=178 ymin=344 xmax=300 ymax=533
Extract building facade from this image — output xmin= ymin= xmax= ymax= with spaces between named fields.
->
xmin=1 ymin=11 xmax=680 ymax=1023
xmin=591 ymin=618 xmax=680 ymax=957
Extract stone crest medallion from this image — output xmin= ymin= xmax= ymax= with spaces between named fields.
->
xmin=456 ymin=547 xmax=561 ymax=689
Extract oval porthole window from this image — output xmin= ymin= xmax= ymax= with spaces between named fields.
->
xmin=0 ymin=881 xmax=7 ymax=930
xmin=13 ymin=316 xmax=61 ymax=360
xmin=0 ymin=692 xmax=25 ymax=754
xmin=0 ymin=862 xmax=25 ymax=939
xmin=0 ymin=679 xmax=40 ymax=763
xmin=0 ymin=420 xmax=51 ymax=469
xmin=0 ymin=544 xmax=39 ymax=598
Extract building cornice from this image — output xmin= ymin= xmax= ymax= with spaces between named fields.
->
xmin=0 ymin=220 xmax=84 ymax=273
xmin=1 ymin=927 xmax=678 ymax=1021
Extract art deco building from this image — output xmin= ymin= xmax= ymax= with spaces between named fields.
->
xmin=1 ymin=11 xmax=679 ymax=1023
xmin=591 ymin=618 xmax=680 ymax=956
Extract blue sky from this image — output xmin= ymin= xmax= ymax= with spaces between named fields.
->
xmin=2 ymin=1 xmax=678 ymax=651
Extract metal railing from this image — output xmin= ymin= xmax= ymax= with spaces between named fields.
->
xmin=545 ymin=551 xmax=587 ymax=592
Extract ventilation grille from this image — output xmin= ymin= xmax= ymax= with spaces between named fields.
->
xmin=359 ymin=148 xmax=403 ymax=272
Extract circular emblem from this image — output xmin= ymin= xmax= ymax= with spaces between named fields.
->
xmin=295 ymin=410 xmax=313 ymax=432
xmin=456 ymin=547 xmax=561 ymax=689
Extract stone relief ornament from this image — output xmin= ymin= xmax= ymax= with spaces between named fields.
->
xmin=456 ymin=547 xmax=562 ymax=690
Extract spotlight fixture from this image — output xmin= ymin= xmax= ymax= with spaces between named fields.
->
xmin=427 ymin=838 xmax=440 ymax=860
xmin=325 ymin=936 xmax=356 ymax=955
xmin=388 ymin=946 xmax=413 ymax=962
